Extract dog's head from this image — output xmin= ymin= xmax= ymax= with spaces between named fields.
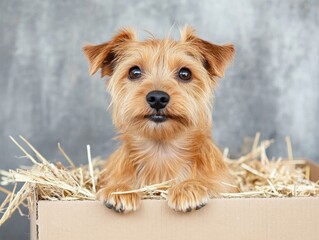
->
xmin=83 ymin=26 xmax=234 ymax=140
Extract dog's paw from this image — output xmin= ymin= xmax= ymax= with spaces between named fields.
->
xmin=98 ymin=185 xmax=141 ymax=213
xmin=167 ymin=180 xmax=209 ymax=212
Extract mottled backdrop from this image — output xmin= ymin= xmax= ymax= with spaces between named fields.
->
xmin=0 ymin=0 xmax=318 ymax=239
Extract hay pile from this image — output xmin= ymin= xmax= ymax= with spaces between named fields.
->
xmin=0 ymin=133 xmax=319 ymax=225
xmin=0 ymin=136 xmax=103 ymax=226
xmin=222 ymin=134 xmax=318 ymax=198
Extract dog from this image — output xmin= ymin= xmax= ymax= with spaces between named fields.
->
xmin=83 ymin=25 xmax=235 ymax=213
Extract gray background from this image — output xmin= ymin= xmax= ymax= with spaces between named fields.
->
xmin=1 ymin=0 xmax=318 ymax=239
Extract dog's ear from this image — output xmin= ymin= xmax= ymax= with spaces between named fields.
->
xmin=181 ymin=25 xmax=234 ymax=78
xmin=83 ymin=28 xmax=137 ymax=77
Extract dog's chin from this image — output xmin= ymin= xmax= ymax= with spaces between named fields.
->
xmin=145 ymin=114 xmax=168 ymax=123
xmin=128 ymin=114 xmax=191 ymax=139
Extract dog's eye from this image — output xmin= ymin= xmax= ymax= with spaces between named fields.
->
xmin=128 ymin=66 xmax=142 ymax=80
xmin=178 ymin=68 xmax=192 ymax=82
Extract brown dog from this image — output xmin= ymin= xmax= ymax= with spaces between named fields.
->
xmin=83 ymin=26 xmax=235 ymax=213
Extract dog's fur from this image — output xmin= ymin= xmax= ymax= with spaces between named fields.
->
xmin=83 ymin=26 xmax=235 ymax=213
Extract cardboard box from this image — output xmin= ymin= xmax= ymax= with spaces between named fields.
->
xmin=30 ymin=161 xmax=319 ymax=240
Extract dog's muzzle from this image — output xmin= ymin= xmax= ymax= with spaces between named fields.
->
xmin=145 ymin=91 xmax=170 ymax=123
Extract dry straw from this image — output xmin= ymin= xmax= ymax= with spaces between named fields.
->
xmin=1 ymin=133 xmax=319 ymax=226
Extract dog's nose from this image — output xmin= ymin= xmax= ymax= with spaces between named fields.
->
xmin=146 ymin=91 xmax=170 ymax=110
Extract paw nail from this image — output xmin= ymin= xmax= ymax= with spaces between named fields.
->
xmin=195 ymin=203 xmax=206 ymax=210
xmin=195 ymin=205 xmax=202 ymax=210
xmin=105 ymin=202 xmax=113 ymax=209
xmin=115 ymin=208 xmax=124 ymax=213
xmin=186 ymin=207 xmax=192 ymax=212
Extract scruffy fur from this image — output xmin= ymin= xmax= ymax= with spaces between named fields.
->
xmin=83 ymin=26 xmax=235 ymax=213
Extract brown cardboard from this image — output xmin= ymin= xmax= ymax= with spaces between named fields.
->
xmin=30 ymin=161 xmax=319 ymax=240
xmin=308 ymin=160 xmax=319 ymax=182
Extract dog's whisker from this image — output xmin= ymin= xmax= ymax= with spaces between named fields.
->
xmin=106 ymin=101 xmax=113 ymax=111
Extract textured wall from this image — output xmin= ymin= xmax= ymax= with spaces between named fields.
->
xmin=1 ymin=0 xmax=318 ymax=238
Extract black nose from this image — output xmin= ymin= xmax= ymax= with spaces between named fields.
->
xmin=146 ymin=90 xmax=170 ymax=110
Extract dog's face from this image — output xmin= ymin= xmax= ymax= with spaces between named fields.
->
xmin=84 ymin=26 xmax=234 ymax=140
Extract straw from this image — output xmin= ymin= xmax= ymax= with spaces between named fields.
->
xmin=0 ymin=137 xmax=102 ymax=225
xmin=87 ymin=145 xmax=96 ymax=194
xmin=58 ymin=143 xmax=76 ymax=168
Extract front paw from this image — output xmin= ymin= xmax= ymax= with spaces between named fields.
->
xmin=167 ymin=180 xmax=209 ymax=212
xmin=98 ymin=185 xmax=141 ymax=213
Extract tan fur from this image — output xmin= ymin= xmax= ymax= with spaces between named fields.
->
xmin=83 ymin=26 xmax=235 ymax=213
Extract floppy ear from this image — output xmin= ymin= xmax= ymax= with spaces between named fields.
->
xmin=83 ymin=28 xmax=137 ymax=77
xmin=181 ymin=25 xmax=234 ymax=78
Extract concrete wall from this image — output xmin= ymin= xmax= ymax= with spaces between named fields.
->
xmin=0 ymin=0 xmax=318 ymax=238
